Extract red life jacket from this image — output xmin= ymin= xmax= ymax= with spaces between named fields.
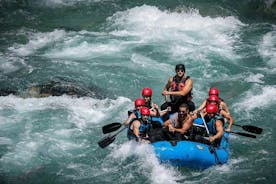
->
xmin=171 ymin=76 xmax=188 ymax=91
xmin=170 ymin=75 xmax=192 ymax=104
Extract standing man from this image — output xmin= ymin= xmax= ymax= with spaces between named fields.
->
xmin=161 ymin=64 xmax=195 ymax=120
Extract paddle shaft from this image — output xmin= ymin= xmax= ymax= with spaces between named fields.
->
xmin=200 ymin=113 xmax=210 ymax=135
xmin=114 ymin=126 xmax=127 ymax=136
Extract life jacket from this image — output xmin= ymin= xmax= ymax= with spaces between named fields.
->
xmin=205 ymin=114 xmax=224 ymax=135
xmin=170 ymin=75 xmax=192 ymax=104
xmin=127 ymin=118 xmax=150 ymax=140
xmin=171 ymin=75 xmax=189 ymax=91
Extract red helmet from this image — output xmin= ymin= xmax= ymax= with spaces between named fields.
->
xmin=140 ymin=107 xmax=150 ymax=116
xmin=141 ymin=87 xmax=153 ymax=97
xmin=134 ymin=98 xmax=145 ymax=107
xmin=206 ymin=104 xmax=218 ymax=114
xmin=209 ymin=87 xmax=219 ymax=96
xmin=208 ymin=95 xmax=219 ymax=103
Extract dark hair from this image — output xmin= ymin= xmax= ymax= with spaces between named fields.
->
xmin=179 ymin=103 xmax=189 ymax=111
xmin=175 ymin=64 xmax=185 ymax=72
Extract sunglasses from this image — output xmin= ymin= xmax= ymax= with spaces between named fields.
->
xmin=176 ymin=69 xmax=184 ymax=73
xmin=179 ymin=110 xmax=188 ymax=114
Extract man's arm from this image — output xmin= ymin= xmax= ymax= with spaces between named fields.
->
xmin=209 ymin=120 xmax=223 ymax=142
xmin=220 ymin=101 xmax=230 ymax=114
xmin=194 ymin=99 xmax=207 ymax=113
xmin=132 ymin=120 xmax=141 ymax=139
xmin=162 ymin=77 xmax=173 ymax=95
xmin=163 ymin=119 xmax=172 ymax=127
xmin=150 ymin=103 xmax=159 ymax=117
xmin=164 ymin=78 xmax=193 ymax=96
xmin=124 ymin=113 xmax=136 ymax=126
xmin=171 ymin=115 xmax=193 ymax=134
xmin=220 ymin=110 xmax=234 ymax=132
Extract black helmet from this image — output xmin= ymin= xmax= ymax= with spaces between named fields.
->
xmin=175 ymin=64 xmax=185 ymax=72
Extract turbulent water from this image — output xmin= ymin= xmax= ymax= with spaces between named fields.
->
xmin=0 ymin=0 xmax=276 ymax=183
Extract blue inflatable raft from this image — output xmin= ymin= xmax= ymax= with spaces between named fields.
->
xmin=150 ymin=118 xmax=230 ymax=170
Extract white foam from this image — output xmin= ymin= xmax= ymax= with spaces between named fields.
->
xmin=233 ymin=85 xmax=276 ymax=111
xmin=47 ymin=41 xmax=121 ymax=59
xmin=0 ymin=95 xmax=132 ymax=171
xmin=0 ymin=95 xmax=130 ymax=128
xmin=1 ymin=140 xmax=41 ymax=167
xmin=245 ymin=73 xmax=264 ymax=83
xmin=258 ymin=25 xmax=276 ymax=68
xmin=33 ymin=0 xmax=103 ymax=7
xmin=7 ymin=5 xmax=244 ymax=65
xmin=0 ymin=55 xmax=32 ymax=74
xmin=0 ymin=137 xmax=13 ymax=145
xmin=111 ymin=141 xmax=183 ymax=184
xmin=108 ymin=5 xmax=244 ymax=60
xmin=8 ymin=29 xmax=66 ymax=56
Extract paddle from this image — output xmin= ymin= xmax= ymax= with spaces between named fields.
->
xmin=98 ymin=127 xmax=127 ymax=148
xmin=232 ymin=124 xmax=262 ymax=134
xmin=229 ymin=131 xmax=256 ymax=138
xmin=193 ymin=123 xmax=257 ymax=139
xmin=102 ymin=122 xmax=122 ymax=134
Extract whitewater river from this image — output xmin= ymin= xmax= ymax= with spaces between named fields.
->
xmin=0 ymin=0 xmax=275 ymax=183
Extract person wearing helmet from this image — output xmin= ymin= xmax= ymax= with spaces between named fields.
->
xmin=207 ymin=95 xmax=220 ymax=104
xmin=127 ymin=107 xmax=151 ymax=142
xmin=142 ymin=87 xmax=153 ymax=99
xmin=163 ymin=103 xmax=194 ymax=140
xmin=209 ymin=87 xmax=219 ymax=96
xmin=206 ymin=87 xmax=230 ymax=113
xmin=203 ymin=104 xmax=224 ymax=145
xmin=161 ymin=64 xmax=195 ymax=120
xmin=141 ymin=87 xmax=170 ymax=117
xmin=193 ymin=87 xmax=234 ymax=132
xmin=141 ymin=87 xmax=159 ymax=116
xmin=124 ymin=98 xmax=145 ymax=126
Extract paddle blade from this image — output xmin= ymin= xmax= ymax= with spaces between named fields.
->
xmin=230 ymin=131 xmax=256 ymax=138
xmin=242 ymin=125 xmax=263 ymax=134
xmin=102 ymin=122 xmax=122 ymax=134
xmin=98 ymin=135 xmax=116 ymax=148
